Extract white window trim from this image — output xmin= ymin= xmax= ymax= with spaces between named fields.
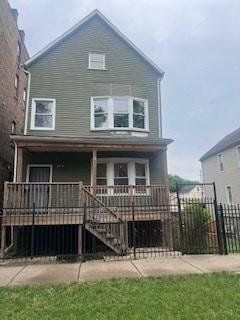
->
xmin=226 ymin=185 xmax=233 ymax=205
xmin=88 ymin=52 xmax=106 ymax=70
xmin=236 ymin=145 xmax=240 ymax=168
xmin=217 ymin=153 xmax=224 ymax=172
xmin=91 ymin=96 xmax=149 ymax=132
xmin=26 ymin=164 xmax=53 ymax=182
xmin=92 ymin=158 xmax=150 ymax=189
xmin=30 ymin=98 xmax=56 ymax=130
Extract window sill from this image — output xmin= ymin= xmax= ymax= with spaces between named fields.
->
xmin=87 ymin=67 xmax=108 ymax=71
xmin=30 ymin=127 xmax=55 ymax=131
xmin=90 ymin=128 xmax=149 ymax=133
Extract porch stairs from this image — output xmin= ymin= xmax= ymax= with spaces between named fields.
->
xmin=82 ymin=186 xmax=128 ymax=255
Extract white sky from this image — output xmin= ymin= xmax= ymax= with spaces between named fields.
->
xmin=9 ymin=0 xmax=240 ymax=181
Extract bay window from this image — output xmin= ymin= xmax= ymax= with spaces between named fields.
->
xmin=91 ymin=96 xmax=148 ymax=131
xmin=95 ymin=159 xmax=149 ymax=187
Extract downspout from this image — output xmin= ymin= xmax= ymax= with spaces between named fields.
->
xmin=13 ymin=141 xmax=17 ymax=182
xmin=157 ymin=75 xmax=164 ymax=138
xmin=21 ymin=66 xmax=31 ymax=135
xmin=5 ymin=142 xmax=18 ymax=254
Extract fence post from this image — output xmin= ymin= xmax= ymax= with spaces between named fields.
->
xmin=83 ymin=202 xmax=86 ymax=261
xmin=132 ymin=201 xmax=136 ymax=259
xmin=213 ymin=182 xmax=224 ymax=255
xmin=176 ymin=183 xmax=184 ymax=255
xmin=219 ymin=203 xmax=228 ymax=255
xmin=30 ymin=202 xmax=35 ymax=259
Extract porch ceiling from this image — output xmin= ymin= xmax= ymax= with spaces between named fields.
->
xmin=12 ymin=135 xmax=174 ymax=152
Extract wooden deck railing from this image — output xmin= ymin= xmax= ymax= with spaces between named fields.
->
xmin=3 ymin=182 xmax=169 ymax=216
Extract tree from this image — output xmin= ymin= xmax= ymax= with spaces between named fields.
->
xmin=172 ymin=202 xmax=211 ymax=254
xmin=168 ymin=174 xmax=199 ymax=193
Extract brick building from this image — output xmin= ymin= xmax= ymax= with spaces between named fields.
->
xmin=0 ymin=0 xmax=29 ymax=209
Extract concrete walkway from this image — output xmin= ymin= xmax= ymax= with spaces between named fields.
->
xmin=1 ymin=254 xmax=240 ymax=286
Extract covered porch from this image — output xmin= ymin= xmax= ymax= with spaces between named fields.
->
xmin=1 ymin=135 xmax=173 ymax=258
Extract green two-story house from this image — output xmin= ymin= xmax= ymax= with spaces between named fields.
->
xmin=1 ymin=10 xmax=173 ymax=258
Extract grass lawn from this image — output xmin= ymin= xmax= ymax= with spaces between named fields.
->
xmin=1 ymin=272 xmax=240 ymax=319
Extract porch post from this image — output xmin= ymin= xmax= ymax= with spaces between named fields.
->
xmin=1 ymin=182 xmax=9 ymax=258
xmin=14 ymin=146 xmax=23 ymax=256
xmin=78 ymin=225 xmax=83 ymax=256
xmin=16 ymin=147 xmax=23 ymax=182
xmin=92 ymin=148 xmax=97 ymax=196
xmin=162 ymin=148 xmax=173 ymax=249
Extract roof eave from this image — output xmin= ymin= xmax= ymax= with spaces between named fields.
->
xmin=24 ymin=9 xmax=164 ymax=76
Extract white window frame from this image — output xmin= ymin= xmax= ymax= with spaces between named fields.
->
xmin=14 ymin=74 xmax=19 ymax=96
xmin=92 ymin=158 xmax=150 ymax=194
xmin=236 ymin=145 xmax=240 ymax=168
xmin=217 ymin=153 xmax=224 ymax=172
xmin=88 ymin=53 xmax=106 ymax=70
xmin=91 ymin=96 xmax=149 ymax=132
xmin=226 ymin=185 xmax=233 ymax=205
xmin=26 ymin=164 xmax=53 ymax=182
xmin=31 ymin=98 xmax=56 ymax=130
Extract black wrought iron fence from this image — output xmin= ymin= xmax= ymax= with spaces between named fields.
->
xmin=219 ymin=204 xmax=240 ymax=254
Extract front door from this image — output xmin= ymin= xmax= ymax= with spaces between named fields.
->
xmin=28 ymin=166 xmax=51 ymax=209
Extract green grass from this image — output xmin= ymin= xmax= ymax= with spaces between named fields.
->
xmin=1 ymin=273 xmax=240 ymax=319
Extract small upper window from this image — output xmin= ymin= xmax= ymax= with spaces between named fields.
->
xmin=14 ymin=74 xmax=19 ymax=96
xmin=11 ymin=121 xmax=16 ymax=134
xmin=23 ymin=88 xmax=26 ymax=102
xmin=217 ymin=153 xmax=224 ymax=172
xmin=17 ymin=42 xmax=21 ymax=62
xmin=31 ymin=99 xmax=56 ymax=130
xmin=89 ymin=53 xmax=105 ymax=70
xmin=236 ymin=146 xmax=240 ymax=168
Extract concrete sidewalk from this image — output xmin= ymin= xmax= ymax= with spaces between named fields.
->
xmin=1 ymin=254 xmax=240 ymax=286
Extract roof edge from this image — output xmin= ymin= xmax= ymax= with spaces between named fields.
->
xmin=24 ymin=9 xmax=164 ymax=75
xmin=11 ymin=134 xmax=173 ymax=146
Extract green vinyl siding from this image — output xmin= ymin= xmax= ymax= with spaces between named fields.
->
xmin=22 ymin=150 xmax=164 ymax=185
xmin=27 ymin=16 xmax=161 ymax=138
xmin=23 ymin=152 xmax=91 ymax=184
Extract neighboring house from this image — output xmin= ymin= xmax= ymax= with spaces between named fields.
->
xmin=200 ymin=128 xmax=240 ymax=205
xmin=178 ymin=185 xmax=203 ymax=199
xmin=170 ymin=185 xmax=203 ymax=210
xmin=0 ymin=0 xmax=29 ymax=210
xmin=1 ymin=10 xmax=173 ymax=257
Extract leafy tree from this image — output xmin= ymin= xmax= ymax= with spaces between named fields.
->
xmin=172 ymin=202 xmax=211 ymax=254
xmin=168 ymin=174 xmax=199 ymax=193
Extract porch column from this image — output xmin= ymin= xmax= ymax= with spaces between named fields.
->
xmin=162 ymin=148 xmax=173 ymax=249
xmin=1 ymin=182 xmax=9 ymax=258
xmin=16 ymin=147 xmax=23 ymax=182
xmin=78 ymin=225 xmax=83 ymax=256
xmin=92 ymin=148 xmax=97 ymax=196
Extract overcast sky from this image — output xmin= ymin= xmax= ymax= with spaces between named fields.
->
xmin=9 ymin=0 xmax=240 ymax=181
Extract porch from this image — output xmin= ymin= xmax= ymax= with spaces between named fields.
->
xmin=1 ymin=182 xmax=172 ymax=258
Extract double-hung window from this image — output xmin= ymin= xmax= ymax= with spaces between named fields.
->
xmin=31 ymin=98 xmax=56 ymax=130
xmin=114 ymin=163 xmax=129 ymax=185
xmin=113 ymin=98 xmax=129 ymax=128
xmin=89 ymin=53 xmax=105 ymax=70
xmin=217 ymin=153 xmax=224 ymax=172
xmin=91 ymin=97 xmax=148 ymax=131
xmin=96 ymin=159 xmax=149 ymax=186
xmin=236 ymin=146 xmax=240 ymax=167
xmin=94 ymin=98 xmax=108 ymax=128
xmin=226 ymin=185 xmax=233 ymax=205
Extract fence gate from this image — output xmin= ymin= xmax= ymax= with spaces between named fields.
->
xmin=175 ymin=182 xmax=224 ymax=255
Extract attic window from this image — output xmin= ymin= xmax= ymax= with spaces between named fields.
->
xmin=89 ymin=53 xmax=105 ymax=70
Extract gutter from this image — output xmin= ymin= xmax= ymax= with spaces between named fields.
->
xmin=13 ymin=141 xmax=17 ymax=182
xmin=21 ymin=66 xmax=31 ymax=135
xmin=157 ymin=75 xmax=164 ymax=138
